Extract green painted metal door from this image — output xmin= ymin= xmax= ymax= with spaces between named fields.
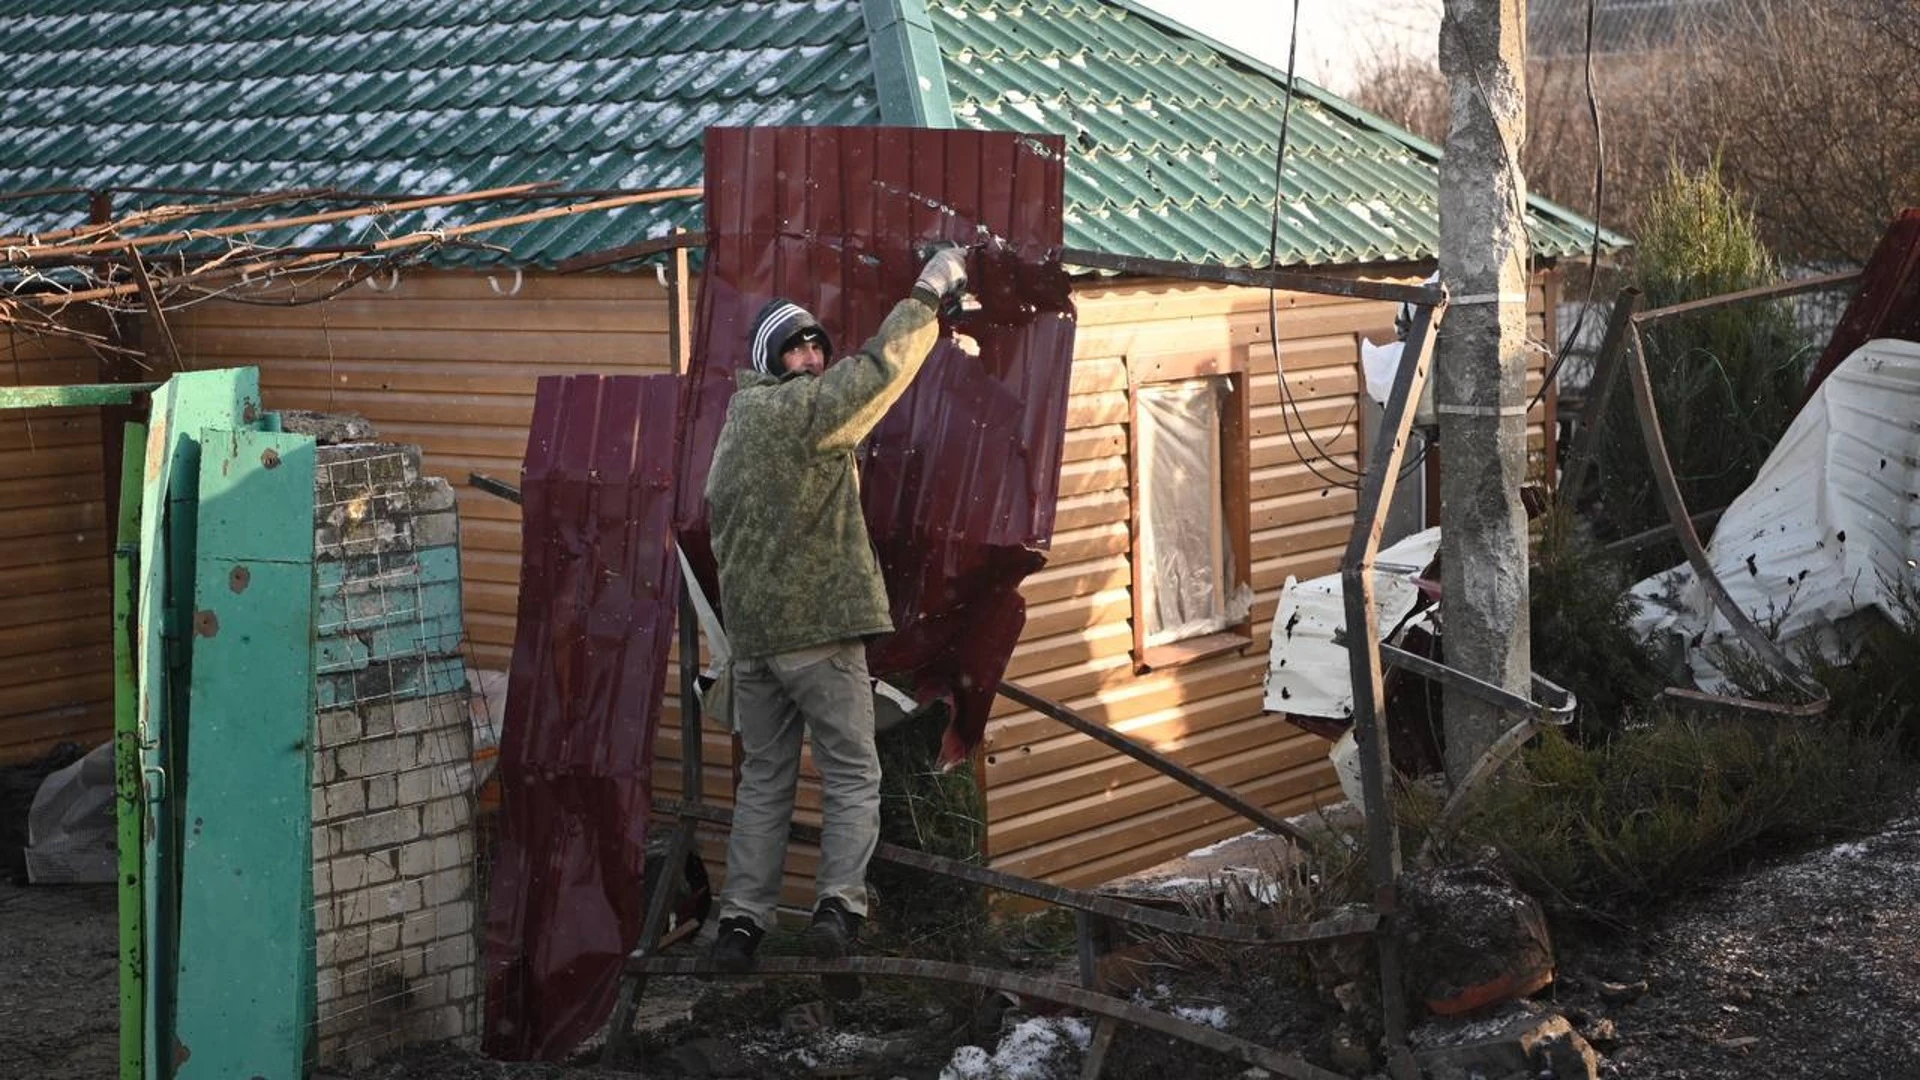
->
xmin=171 ymin=426 xmax=317 ymax=1079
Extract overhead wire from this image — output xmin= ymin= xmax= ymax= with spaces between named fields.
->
xmin=1264 ymin=0 xmax=1368 ymax=491
xmin=1529 ymin=0 xmax=1608 ymax=413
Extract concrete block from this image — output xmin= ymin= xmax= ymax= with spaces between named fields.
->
xmin=366 ymin=774 xmax=397 ymax=811
xmin=432 ymin=901 xmax=473 ymax=940
xmin=432 ymin=833 xmax=471 ymax=872
xmin=427 ymin=931 xmax=476 ymax=974
xmin=424 ymin=796 xmax=471 ymax=836
xmin=407 ymin=476 xmax=458 ymax=513
xmin=328 ymin=851 xmax=397 ymax=893
xmin=339 ymin=807 xmax=422 ymax=855
xmin=426 ymin=867 xmax=471 ymax=907
xmin=401 ymin=910 xmax=439 ymax=948
xmin=336 ymin=737 xmax=402 ymax=779
xmin=322 ymin=780 xmax=367 ymax=821
xmin=397 ymin=766 xmax=440 ymax=807
xmin=1413 ymin=1008 xmax=1599 ymax=1080
xmin=313 ymin=862 xmax=332 ymax=900
xmin=317 ymin=709 xmax=363 ymax=747
xmin=411 ymin=510 xmax=460 ymax=549
xmin=362 ymin=701 xmax=398 ymax=738
xmin=445 ymin=964 xmax=475 ymax=1003
xmin=397 ymin=838 xmax=436 ymax=878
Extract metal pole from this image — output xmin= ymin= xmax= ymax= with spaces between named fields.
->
xmin=1340 ymin=299 xmax=1436 ymax=1069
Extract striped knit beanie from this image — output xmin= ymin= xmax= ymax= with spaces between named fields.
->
xmin=748 ymin=298 xmax=832 ymax=377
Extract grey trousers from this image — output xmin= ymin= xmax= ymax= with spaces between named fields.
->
xmin=718 ymin=639 xmax=880 ymax=930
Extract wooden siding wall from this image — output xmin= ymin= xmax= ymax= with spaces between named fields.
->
xmin=0 ymin=317 xmax=116 ymax=763
xmin=147 ymin=266 xmax=1555 ymax=909
xmin=167 ymin=270 xmax=679 ymax=678
xmin=980 ymin=274 xmax=1557 ymax=892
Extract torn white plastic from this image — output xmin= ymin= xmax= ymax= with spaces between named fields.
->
xmin=1263 ymin=527 xmax=1443 ymax=719
xmin=25 ymin=741 xmax=115 ymax=884
xmin=1629 ymin=338 xmax=1920 ymax=688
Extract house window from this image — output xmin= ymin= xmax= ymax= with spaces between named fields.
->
xmin=1131 ymin=372 xmax=1253 ymax=668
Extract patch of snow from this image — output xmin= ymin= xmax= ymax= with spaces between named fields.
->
xmin=939 ymin=1016 xmax=1091 ymax=1080
xmin=1173 ymin=1003 xmax=1231 ymax=1029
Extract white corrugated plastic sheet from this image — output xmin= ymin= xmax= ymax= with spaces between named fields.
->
xmin=1263 ymin=527 xmax=1443 ymax=719
xmin=1631 ymin=338 xmax=1920 ymax=688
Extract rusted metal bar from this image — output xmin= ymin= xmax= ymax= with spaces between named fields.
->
xmin=554 ymin=230 xmax=704 ymax=275
xmin=654 ymin=798 xmax=1378 ymax=946
xmin=0 ymin=188 xmax=341 ymax=250
xmin=12 ymin=182 xmax=564 ymax=263
xmin=1622 ymin=321 xmax=1825 ymax=701
xmin=1561 ymin=287 xmax=1641 ymax=504
xmin=603 ymin=580 xmax=709 ymax=1063
xmin=1058 ymin=246 xmax=1446 ymax=306
xmin=627 ymin=955 xmax=1347 ymax=1080
xmin=997 ymin=680 xmax=1316 ymax=846
xmin=1379 ymin=644 xmax=1575 ymax=724
xmin=122 ymin=247 xmax=182 ymax=371
xmin=1659 ymin=686 xmax=1829 ymax=718
xmin=466 ymin=473 xmax=523 ymax=504
xmin=33 ymin=187 xmax=707 ymax=309
xmin=1340 ymin=298 xmax=1439 ymax=1064
xmin=1599 ymin=506 xmax=1726 ymax=556
xmin=1633 ymin=270 xmax=1862 ymax=328
xmin=1415 ymin=712 xmax=1554 ymax=867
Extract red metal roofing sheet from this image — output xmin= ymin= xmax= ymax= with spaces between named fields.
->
xmin=482 ymin=373 xmax=682 ymax=1061
xmin=1806 ymin=208 xmax=1920 ymax=402
xmin=674 ymin=126 xmax=1076 ymax=764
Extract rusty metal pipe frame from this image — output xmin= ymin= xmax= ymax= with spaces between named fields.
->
xmin=626 ymin=955 xmax=1347 ymax=1080
xmin=655 ymin=797 xmax=1377 ymax=946
xmin=1621 ymin=320 xmax=1826 ymax=703
xmin=1339 ymin=297 xmax=1439 ymax=1062
xmin=1380 ymin=644 xmax=1575 ymax=723
xmin=996 ymin=680 xmax=1317 ymax=847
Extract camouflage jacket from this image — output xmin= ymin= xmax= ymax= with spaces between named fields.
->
xmin=705 ymin=291 xmax=941 ymax=659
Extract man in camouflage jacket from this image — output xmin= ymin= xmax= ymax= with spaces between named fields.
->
xmin=703 ymin=245 xmax=970 ymax=989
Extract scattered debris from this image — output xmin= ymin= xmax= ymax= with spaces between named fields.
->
xmin=1631 ymin=337 xmax=1920 ymax=688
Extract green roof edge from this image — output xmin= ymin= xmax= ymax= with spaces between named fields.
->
xmin=1105 ymin=0 xmax=1632 ymax=254
xmin=862 ymin=0 xmax=957 ymax=127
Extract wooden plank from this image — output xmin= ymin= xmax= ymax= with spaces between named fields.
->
xmin=1065 ymin=390 xmax=1129 ymax=429
xmin=984 ymin=653 xmax=1269 ymax=745
xmin=1017 ymin=554 xmax=1129 ymax=607
xmin=1020 ymin=587 xmax=1132 ymax=641
xmin=1063 ymin=424 xmax=1125 ymax=463
xmin=990 ymin=766 xmax=1337 ymax=890
xmin=1055 ymin=456 xmax=1128 ymax=499
xmin=177 ymin=296 xmax=672 ymax=334
xmin=0 ymin=703 xmax=113 ymax=765
xmin=177 ymin=325 xmax=676 ymax=368
xmin=988 ymin=729 xmax=1332 ymax=849
xmin=1051 ymin=488 xmax=1129 ymax=533
xmin=1041 ymin=520 xmax=1130 ymax=567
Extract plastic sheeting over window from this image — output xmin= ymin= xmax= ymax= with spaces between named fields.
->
xmin=1136 ymin=377 xmax=1250 ymax=647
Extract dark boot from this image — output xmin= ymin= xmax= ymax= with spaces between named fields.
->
xmin=808 ymin=897 xmax=864 ymax=1000
xmin=708 ymin=916 xmax=763 ymax=974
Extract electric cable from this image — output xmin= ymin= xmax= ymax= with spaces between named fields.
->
xmin=1263 ymin=0 xmax=1368 ymax=491
xmin=1530 ymin=0 xmax=1608 ymax=413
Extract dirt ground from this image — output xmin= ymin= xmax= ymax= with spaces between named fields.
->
xmin=5 ymin=804 xmax=1919 ymax=1080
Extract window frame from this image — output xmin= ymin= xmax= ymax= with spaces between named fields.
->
xmin=1125 ymin=350 xmax=1253 ymax=673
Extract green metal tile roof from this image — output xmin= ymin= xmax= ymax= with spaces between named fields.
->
xmin=0 ymin=0 xmax=1623 ymax=271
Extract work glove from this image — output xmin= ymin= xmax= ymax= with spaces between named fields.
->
xmin=914 ymin=243 xmax=969 ymax=302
